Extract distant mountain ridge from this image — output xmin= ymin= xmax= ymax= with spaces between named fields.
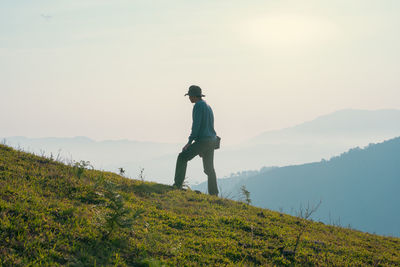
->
xmin=217 ymin=109 xmax=400 ymax=178
xmin=250 ymin=109 xmax=400 ymax=144
xmin=195 ymin=136 xmax=400 ymax=237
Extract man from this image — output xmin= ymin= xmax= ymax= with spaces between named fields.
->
xmin=173 ymin=85 xmax=219 ymax=196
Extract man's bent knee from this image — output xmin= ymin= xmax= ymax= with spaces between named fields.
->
xmin=204 ymin=167 xmax=215 ymax=176
xmin=178 ymin=152 xmax=188 ymax=161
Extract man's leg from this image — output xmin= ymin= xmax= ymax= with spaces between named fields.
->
xmin=174 ymin=142 xmax=202 ymax=188
xmin=202 ymin=145 xmax=218 ymax=196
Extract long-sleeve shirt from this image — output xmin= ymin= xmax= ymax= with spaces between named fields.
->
xmin=188 ymin=100 xmax=217 ymax=144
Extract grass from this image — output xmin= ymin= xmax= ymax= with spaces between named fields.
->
xmin=0 ymin=144 xmax=399 ymax=266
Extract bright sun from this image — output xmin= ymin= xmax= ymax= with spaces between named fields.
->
xmin=241 ymin=15 xmax=338 ymax=47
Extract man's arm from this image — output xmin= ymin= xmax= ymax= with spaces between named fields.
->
xmin=187 ymin=103 xmax=203 ymax=145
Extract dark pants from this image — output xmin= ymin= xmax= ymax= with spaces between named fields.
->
xmin=174 ymin=139 xmax=218 ymax=196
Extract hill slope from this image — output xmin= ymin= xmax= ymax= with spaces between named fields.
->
xmin=197 ymin=137 xmax=400 ymax=237
xmin=0 ymin=144 xmax=399 ymax=266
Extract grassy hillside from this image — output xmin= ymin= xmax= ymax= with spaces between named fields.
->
xmin=0 ymin=144 xmax=399 ymax=266
xmin=214 ymin=137 xmax=400 ymax=237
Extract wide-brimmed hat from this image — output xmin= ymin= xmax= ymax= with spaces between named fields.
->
xmin=184 ymin=85 xmax=205 ymax=97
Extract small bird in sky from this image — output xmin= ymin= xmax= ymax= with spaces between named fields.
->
xmin=41 ymin=14 xmax=52 ymax=20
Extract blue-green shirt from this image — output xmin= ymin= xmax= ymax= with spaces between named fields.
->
xmin=188 ymin=100 xmax=217 ymax=144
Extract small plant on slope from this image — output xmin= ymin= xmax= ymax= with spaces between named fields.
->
xmin=118 ymin=167 xmax=126 ymax=176
xmin=138 ymin=167 xmax=145 ymax=183
xmin=239 ymin=185 xmax=252 ymax=205
xmin=283 ymin=200 xmax=322 ymax=258
xmin=101 ymin=179 xmax=144 ymax=239
xmin=73 ymin=160 xmax=92 ymax=179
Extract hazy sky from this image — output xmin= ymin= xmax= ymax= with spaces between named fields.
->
xmin=1 ymin=0 xmax=400 ymax=145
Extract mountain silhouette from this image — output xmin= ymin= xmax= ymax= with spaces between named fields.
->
xmin=250 ymin=109 xmax=400 ymax=145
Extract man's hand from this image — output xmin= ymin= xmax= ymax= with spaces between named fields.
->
xmin=182 ymin=143 xmax=190 ymax=151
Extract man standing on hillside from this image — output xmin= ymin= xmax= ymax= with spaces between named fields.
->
xmin=173 ymin=85 xmax=219 ymax=196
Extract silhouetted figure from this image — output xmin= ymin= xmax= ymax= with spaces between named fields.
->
xmin=173 ymin=85 xmax=219 ymax=196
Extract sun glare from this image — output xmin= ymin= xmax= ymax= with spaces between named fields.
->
xmin=241 ymin=15 xmax=338 ymax=47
